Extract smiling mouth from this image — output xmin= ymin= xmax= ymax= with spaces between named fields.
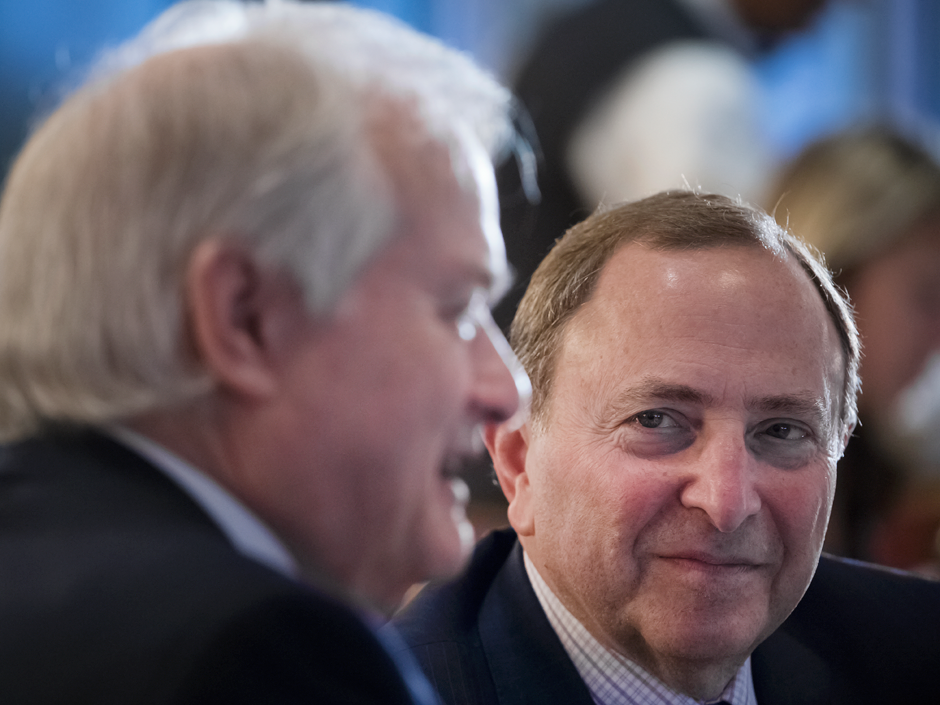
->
xmin=660 ymin=553 xmax=761 ymax=574
xmin=439 ymin=456 xmax=472 ymax=505
xmin=450 ymin=476 xmax=470 ymax=506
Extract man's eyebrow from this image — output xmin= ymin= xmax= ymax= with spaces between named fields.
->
xmin=748 ymin=394 xmax=832 ymax=430
xmin=611 ymin=379 xmax=716 ymax=410
xmin=611 ymin=378 xmax=832 ymax=426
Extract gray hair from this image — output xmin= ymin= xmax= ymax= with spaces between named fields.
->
xmin=0 ymin=0 xmax=513 ymax=440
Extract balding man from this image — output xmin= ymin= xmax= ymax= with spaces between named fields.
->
xmin=394 ymin=192 xmax=940 ymax=704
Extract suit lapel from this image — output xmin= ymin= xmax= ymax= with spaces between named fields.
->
xmin=478 ymin=542 xmax=594 ymax=705
xmin=751 ymin=626 xmax=832 ymax=705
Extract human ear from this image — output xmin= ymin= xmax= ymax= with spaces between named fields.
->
xmin=185 ymin=239 xmax=298 ymax=400
xmin=484 ymin=421 xmax=535 ymax=537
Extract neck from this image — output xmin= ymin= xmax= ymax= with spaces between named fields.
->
xmin=640 ymin=651 xmax=743 ymax=701
xmin=123 ymin=400 xmax=239 ymax=484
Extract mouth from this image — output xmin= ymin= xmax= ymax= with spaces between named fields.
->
xmin=441 ymin=470 xmax=474 ymax=552
xmin=440 ymin=454 xmax=467 ymax=481
xmin=439 ymin=428 xmax=486 ymax=480
xmin=439 ymin=454 xmax=471 ymax=502
xmin=659 ymin=551 xmax=762 ymax=574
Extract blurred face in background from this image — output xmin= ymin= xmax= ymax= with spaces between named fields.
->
xmin=846 ymin=215 xmax=940 ymax=430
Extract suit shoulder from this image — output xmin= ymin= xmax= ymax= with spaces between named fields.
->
xmin=394 ymin=528 xmax=517 ymax=647
xmin=809 ymin=553 xmax=940 ymax=608
xmin=168 ymin=588 xmax=416 ymax=705
xmin=798 ymin=554 xmax=940 ymax=634
xmin=775 ymin=554 xmax=940 ymax=699
xmin=0 ymin=433 xmax=415 ymax=704
xmin=389 ymin=530 xmax=519 ymax=705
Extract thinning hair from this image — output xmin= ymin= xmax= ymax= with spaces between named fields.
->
xmin=512 ymin=190 xmax=860 ymax=433
xmin=0 ymin=0 xmax=513 ymax=440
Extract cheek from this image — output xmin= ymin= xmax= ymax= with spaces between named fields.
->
xmin=767 ymin=466 xmax=834 ymax=559
xmin=535 ymin=446 xmax=659 ymax=560
xmin=373 ymin=337 xmax=471 ymax=438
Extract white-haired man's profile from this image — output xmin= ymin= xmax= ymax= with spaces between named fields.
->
xmin=0 ymin=2 xmax=524 ymax=702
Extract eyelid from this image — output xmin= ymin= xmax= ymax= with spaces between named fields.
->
xmin=756 ymin=417 xmax=813 ymax=435
xmin=619 ymin=408 xmax=695 ymax=458
xmin=747 ymin=419 xmax=824 ymax=470
xmin=626 ymin=408 xmax=687 ymax=429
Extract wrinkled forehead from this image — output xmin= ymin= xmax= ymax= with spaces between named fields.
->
xmin=564 ymin=242 xmax=846 ymax=402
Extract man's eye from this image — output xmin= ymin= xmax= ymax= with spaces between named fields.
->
xmin=749 ymin=420 xmax=819 ymax=470
xmin=764 ymin=421 xmax=808 ymax=441
xmin=632 ymin=410 xmax=679 ymax=429
xmin=621 ymin=409 xmax=692 ymax=458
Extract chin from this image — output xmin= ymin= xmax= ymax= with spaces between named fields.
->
xmin=420 ymin=516 xmax=476 ymax=584
xmin=661 ymin=618 xmax=766 ymax=663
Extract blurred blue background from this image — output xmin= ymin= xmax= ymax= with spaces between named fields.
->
xmin=1 ymin=0 xmax=940 ymax=180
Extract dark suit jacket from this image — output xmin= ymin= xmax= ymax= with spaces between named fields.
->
xmin=0 ymin=430 xmax=418 ymax=704
xmin=393 ymin=528 xmax=940 ymax=704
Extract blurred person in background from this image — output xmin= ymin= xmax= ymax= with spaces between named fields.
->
xmin=495 ymin=0 xmax=829 ymax=331
xmin=770 ymin=126 xmax=940 ymax=575
xmin=0 ymin=1 xmax=522 ymax=702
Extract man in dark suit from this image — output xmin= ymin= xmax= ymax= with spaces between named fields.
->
xmin=394 ymin=192 xmax=940 ymax=703
xmin=0 ymin=1 xmax=521 ymax=702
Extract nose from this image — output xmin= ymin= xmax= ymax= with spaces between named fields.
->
xmin=679 ymin=430 xmax=761 ymax=533
xmin=468 ymin=303 xmax=526 ymax=425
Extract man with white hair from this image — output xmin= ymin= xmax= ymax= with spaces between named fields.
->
xmin=0 ymin=1 xmax=521 ymax=702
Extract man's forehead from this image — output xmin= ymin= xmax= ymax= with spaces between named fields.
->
xmin=586 ymin=241 xmax=831 ymax=322
xmin=605 ymin=376 xmax=836 ymax=426
xmin=556 ymin=242 xmax=844 ymax=400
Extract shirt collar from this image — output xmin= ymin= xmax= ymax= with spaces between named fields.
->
xmin=523 ymin=551 xmax=757 ymax=705
xmin=105 ymin=424 xmax=300 ymax=580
